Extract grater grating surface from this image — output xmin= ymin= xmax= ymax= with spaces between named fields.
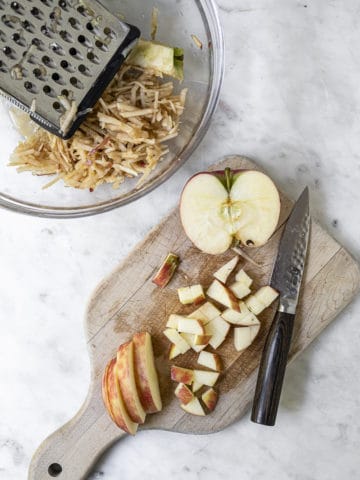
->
xmin=0 ymin=0 xmax=140 ymax=138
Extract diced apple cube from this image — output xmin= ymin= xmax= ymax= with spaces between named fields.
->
xmin=181 ymin=333 xmax=207 ymax=353
xmin=166 ymin=314 xmax=185 ymax=329
xmin=152 ymin=252 xmax=180 ymax=288
xmin=202 ymin=388 xmax=218 ymax=412
xmin=192 ymin=381 xmax=203 ymax=393
xmin=163 ymin=329 xmax=191 ymax=354
xmin=254 ymin=286 xmax=279 ymax=307
xmin=194 ymin=334 xmax=212 ymax=346
xmin=180 ymin=397 xmax=205 ymax=416
xmin=229 ymin=281 xmax=251 ymax=299
xmin=205 ymin=316 xmax=230 ymax=349
xmin=235 ymin=269 xmax=253 ymax=287
xmin=175 ymin=383 xmax=194 ymax=405
xmin=169 ymin=343 xmax=182 ymax=360
xmin=193 ymin=370 xmax=220 ymax=387
xmin=207 ymin=279 xmax=240 ymax=311
xmin=221 ymin=308 xmax=260 ymax=326
xmin=188 ymin=301 xmax=221 ymax=324
xmin=213 ymin=256 xmax=239 ymax=283
xmin=178 ymin=284 xmax=205 ymax=305
xmin=234 ymin=324 xmax=260 ymax=352
xmin=245 ymin=295 xmax=265 ymax=315
xmin=197 ymin=351 xmax=222 ymax=372
xmin=171 ymin=366 xmax=194 ymax=384
xmin=177 ymin=318 xmax=205 ymax=335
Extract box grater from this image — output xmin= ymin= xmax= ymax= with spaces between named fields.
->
xmin=0 ymin=0 xmax=140 ymax=139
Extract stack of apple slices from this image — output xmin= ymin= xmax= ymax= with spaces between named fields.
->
xmin=164 ymin=256 xmax=279 ymax=415
xmin=102 ymin=332 xmax=162 ymax=435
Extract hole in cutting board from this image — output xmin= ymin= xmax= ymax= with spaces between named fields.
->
xmin=48 ymin=462 xmax=62 ymax=477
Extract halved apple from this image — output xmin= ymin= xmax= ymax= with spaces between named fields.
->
xmin=116 ymin=341 xmax=146 ymax=424
xmin=207 ymin=279 xmax=240 ymax=311
xmin=234 ymin=324 xmax=260 ymax=351
xmin=202 ymin=388 xmax=218 ymax=412
xmin=180 ymin=168 xmax=281 ymax=254
xmin=213 ymin=256 xmax=239 ymax=283
xmin=197 ymin=351 xmax=222 ymax=372
xmin=171 ymin=366 xmax=194 ymax=384
xmin=188 ymin=301 xmax=221 ymax=324
xmin=177 ymin=284 xmax=205 ymax=305
xmin=175 ymin=383 xmax=194 ymax=405
xmin=103 ymin=358 xmax=138 ymax=435
xmin=133 ymin=332 xmax=162 ymax=414
xmin=180 ymin=397 xmax=205 ymax=416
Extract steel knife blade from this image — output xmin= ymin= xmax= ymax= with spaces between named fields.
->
xmin=251 ymin=187 xmax=310 ymax=426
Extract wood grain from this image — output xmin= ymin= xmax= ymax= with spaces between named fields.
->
xmin=28 ymin=156 xmax=360 ymax=480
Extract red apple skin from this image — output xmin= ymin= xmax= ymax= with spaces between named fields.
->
xmin=171 ymin=366 xmax=194 ymax=385
xmin=175 ymin=383 xmax=194 ymax=405
xmin=133 ymin=332 xmax=162 ymax=414
xmin=102 ymin=360 xmax=116 ymax=424
xmin=152 ymin=253 xmax=179 ymax=288
xmin=202 ymin=388 xmax=218 ymax=412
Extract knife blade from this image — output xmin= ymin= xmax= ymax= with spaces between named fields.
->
xmin=251 ymin=187 xmax=310 ymax=426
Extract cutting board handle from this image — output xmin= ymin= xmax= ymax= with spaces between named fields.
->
xmin=28 ymin=384 xmax=126 ymax=480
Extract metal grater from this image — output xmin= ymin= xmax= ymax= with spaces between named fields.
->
xmin=0 ymin=0 xmax=140 ymax=138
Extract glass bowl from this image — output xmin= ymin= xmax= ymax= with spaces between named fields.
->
xmin=0 ymin=0 xmax=224 ymax=218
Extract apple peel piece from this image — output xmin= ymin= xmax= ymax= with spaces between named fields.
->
xmin=133 ymin=332 xmax=162 ymax=414
xmin=171 ymin=365 xmax=194 ymax=385
xmin=152 ymin=252 xmax=180 ymax=288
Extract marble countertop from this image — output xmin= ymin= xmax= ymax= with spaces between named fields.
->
xmin=1 ymin=0 xmax=360 ymax=479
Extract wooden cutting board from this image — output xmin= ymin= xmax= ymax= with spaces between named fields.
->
xmin=28 ymin=156 xmax=360 ymax=480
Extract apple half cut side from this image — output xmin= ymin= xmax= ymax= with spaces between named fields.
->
xmin=133 ymin=332 xmax=162 ymax=414
xmin=103 ymin=359 xmax=138 ymax=435
xmin=180 ymin=169 xmax=281 ymax=255
xmin=116 ymin=341 xmax=146 ymax=424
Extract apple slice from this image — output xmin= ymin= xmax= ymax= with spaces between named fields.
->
xmin=221 ymin=308 xmax=259 ymax=326
xmin=202 ymin=388 xmax=218 ymax=412
xmin=178 ymin=284 xmax=205 ymax=305
xmin=180 ymin=397 xmax=206 ymax=416
xmin=175 ymin=383 xmax=194 ymax=405
xmin=177 ymin=318 xmax=205 ymax=335
xmin=188 ymin=301 xmax=221 ymax=324
xmin=229 ymin=281 xmax=251 ymax=299
xmin=235 ymin=269 xmax=253 ymax=287
xmin=103 ymin=359 xmax=138 ymax=435
xmin=163 ymin=328 xmax=191 ymax=354
xmin=205 ymin=316 xmax=230 ymax=349
xmin=132 ymin=332 xmax=162 ymax=414
xmin=254 ymin=286 xmax=279 ymax=307
xmin=102 ymin=360 xmax=116 ymax=424
xmin=152 ymin=252 xmax=179 ymax=288
xmin=181 ymin=332 xmax=207 ymax=353
xmin=169 ymin=343 xmax=182 ymax=360
xmin=234 ymin=324 xmax=260 ymax=351
xmin=193 ymin=370 xmax=219 ymax=387
xmin=197 ymin=351 xmax=222 ymax=372
xmin=207 ymin=279 xmax=240 ymax=311
xmin=193 ymin=334 xmax=212 ymax=346
xmin=116 ymin=341 xmax=146 ymax=424
xmin=180 ymin=169 xmax=280 ymax=254
xmin=192 ymin=381 xmax=203 ymax=393
xmin=213 ymin=256 xmax=239 ymax=283
xmin=171 ymin=366 xmax=194 ymax=385
xmin=245 ymin=295 xmax=265 ymax=315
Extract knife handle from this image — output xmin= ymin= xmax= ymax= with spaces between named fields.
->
xmin=251 ymin=310 xmax=295 ymax=426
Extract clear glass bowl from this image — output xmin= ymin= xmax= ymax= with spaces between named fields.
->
xmin=0 ymin=0 xmax=224 ymax=218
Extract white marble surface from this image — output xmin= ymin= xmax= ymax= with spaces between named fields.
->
xmin=1 ymin=0 xmax=360 ymax=479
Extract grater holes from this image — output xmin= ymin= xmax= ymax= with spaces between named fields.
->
xmin=24 ymin=80 xmax=38 ymax=93
xmin=78 ymin=64 xmax=90 ymax=76
xmin=60 ymin=59 xmax=74 ymax=72
xmin=22 ymin=19 xmax=35 ymax=33
xmin=70 ymin=76 xmax=83 ymax=89
xmin=59 ymin=30 xmax=73 ymax=43
xmin=31 ymin=37 xmax=45 ymax=51
xmin=52 ymin=100 xmax=63 ymax=112
xmin=33 ymin=66 xmax=46 ymax=80
xmin=40 ymin=0 xmax=53 ymax=6
xmin=0 ymin=28 xmax=5 ymax=41
xmin=42 ymin=55 xmax=55 ymax=68
xmin=0 ymin=0 xmax=4 ymax=10
xmin=77 ymin=34 xmax=91 ymax=47
xmin=58 ymin=0 xmax=67 ymax=10
xmin=12 ymin=32 xmax=26 ymax=46
xmin=0 ymin=59 xmax=8 ymax=72
xmin=103 ymin=27 xmax=115 ymax=39
xmin=68 ymin=16 xmax=80 ymax=30
xmin=86 ymin=21 xmax=94 ymax=31
xmin=51 ymin=71 xmax=64 ymax=84
xmin=50 ymin=42 xmax=65 ymax=55
xmin=41 ymin=24 xmax=54 ymax=38
xmin=95 ymin=40 xmax=107 ymax=52
xmin=3 ymin=45 xmax=16 ymax=58
xmin=2 ymin=14 xmax=21 ymax=29
xmin=69 ymin=46 xmax=82 ymax=60
xmin=43 ymin=84 xmax=56 ymax=96
xmin=86 ymin=51 xmax=99 ymax=64
xmin=30 ymin=7 xmax=44 ymax=20
xmin=10 ymin=2 xmax=24 ymax=14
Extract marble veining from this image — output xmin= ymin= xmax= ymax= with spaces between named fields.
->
xmin=1 ymin=0 xmax=360 ymax=479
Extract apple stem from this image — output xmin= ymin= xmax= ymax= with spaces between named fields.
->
xmin=224 ymin=167 xmax=232 ymax=192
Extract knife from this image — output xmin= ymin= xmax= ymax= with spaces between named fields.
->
xmin=251 ymin=187 xmax=310 ymax=426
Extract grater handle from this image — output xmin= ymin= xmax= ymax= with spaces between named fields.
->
xmin=28 ymin=383 xmax=126 ymax=480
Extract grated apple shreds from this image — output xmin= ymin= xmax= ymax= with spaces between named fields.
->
xmin=9 ymin=65 xmax=187 ymax=190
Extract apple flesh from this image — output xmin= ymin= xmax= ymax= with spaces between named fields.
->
xmin=202 ymin=388 xmax=218 ymax=412
xmin=175 ymin=383 xmax=194 ymax=405
xmin=229 ymin=281 xmax=251 ymax=300
xmin=235 ymin=269 xmax=253 ymax=287
xmin=177 ymin=318 xmax=205 ymax=335
xmin=197 ymin=351 xmax=222 ymax=372
xmin=193 ymin=370 xmax=219 ymax=387
xmin=180 ymin=397 xmax=205 ymax=416
xmin=180 ymin=332 xmax=208 ymax=353
xmin=207 ymin=279 xmax=240 ymax=311
xmin=213 ymin=256 xmax=239 ymax=283
xmin=163 ymin=328 xmax=191 ymax=354
xmin=234 ymin=324 xmax=260 ymax=351
xmin=205 ymin=316 xmax=230 ymax=349
xmin=180 ymin=169 xmax=280 ymax=254
xmin=192 ymin=380 xmax=203 ymax=393
xmin=133 ymin=332 xmax=162 ymax=414
xmin=171 ymin=365 xmax=194 ymax=385
xmin=188 ymin=302 xmax=221 ymax=324
xmin=177 ymin=284 xmax=205 ymax=305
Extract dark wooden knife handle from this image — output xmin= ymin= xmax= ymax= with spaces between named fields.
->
xmin=251 ymin=310 xmax=295 ymax=426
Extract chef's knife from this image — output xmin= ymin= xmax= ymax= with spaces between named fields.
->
xmin=251 ymin=187 xmax=310 ymax=426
